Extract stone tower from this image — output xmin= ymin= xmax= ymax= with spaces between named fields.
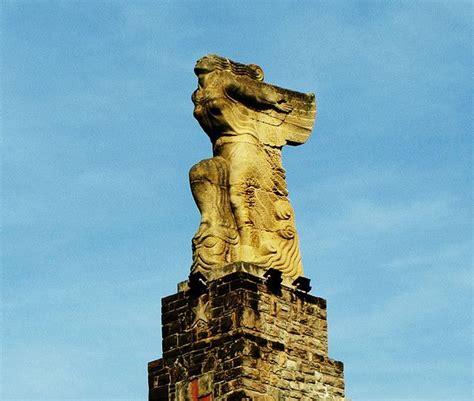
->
xmin=148 ymin=55 xmax=348 ymax=401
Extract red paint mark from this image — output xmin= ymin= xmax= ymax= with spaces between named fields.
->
xmin=191 ymin=379 xmax=199 ymax=401
xmin=190 ymin=377 xmax=213 ymax=401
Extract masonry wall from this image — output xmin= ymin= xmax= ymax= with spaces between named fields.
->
xmin=148 ymin=266 xmax=347 ymax=401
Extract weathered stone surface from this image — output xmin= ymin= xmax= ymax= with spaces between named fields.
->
xmin=148 ymin=268 xmax=347 ymax=400
xmin=190 ymin=55 xmax=317 ymax=280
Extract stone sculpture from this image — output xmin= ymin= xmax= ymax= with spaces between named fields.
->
xmin=190 ymin=54 xmax=316 ymax=280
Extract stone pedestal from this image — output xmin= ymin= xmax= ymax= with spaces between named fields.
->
xmin=148 ymin=263 xmax=347 ymax=401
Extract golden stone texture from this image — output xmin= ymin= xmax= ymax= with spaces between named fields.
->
xmin=190 ymin=55 xmax=316 ymax=280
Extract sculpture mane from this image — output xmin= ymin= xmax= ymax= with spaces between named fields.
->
xmin=196 ymin=54 xmax=264 ymax=81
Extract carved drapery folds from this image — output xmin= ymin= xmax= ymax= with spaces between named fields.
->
xmin=190 ymin=54 xmax=316 ymax=280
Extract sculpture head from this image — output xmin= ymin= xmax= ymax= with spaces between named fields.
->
xmin=194 ymin=54 xmax=264 ymax=82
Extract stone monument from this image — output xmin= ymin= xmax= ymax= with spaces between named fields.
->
xmin=148 ymin=55 xmax=349 ymax=400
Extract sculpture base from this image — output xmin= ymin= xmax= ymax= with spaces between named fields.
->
xmin=148 ymin=266 xmax=348 ymax=400
xmin=188 ymin=262 xmax=300 ymax=290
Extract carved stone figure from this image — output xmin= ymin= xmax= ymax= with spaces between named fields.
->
xmin=190 ymin=54 xmax=316 ymax=280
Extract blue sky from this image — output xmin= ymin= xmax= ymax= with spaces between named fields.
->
xmin=1 ymin=1 xmax=472 ymax=400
